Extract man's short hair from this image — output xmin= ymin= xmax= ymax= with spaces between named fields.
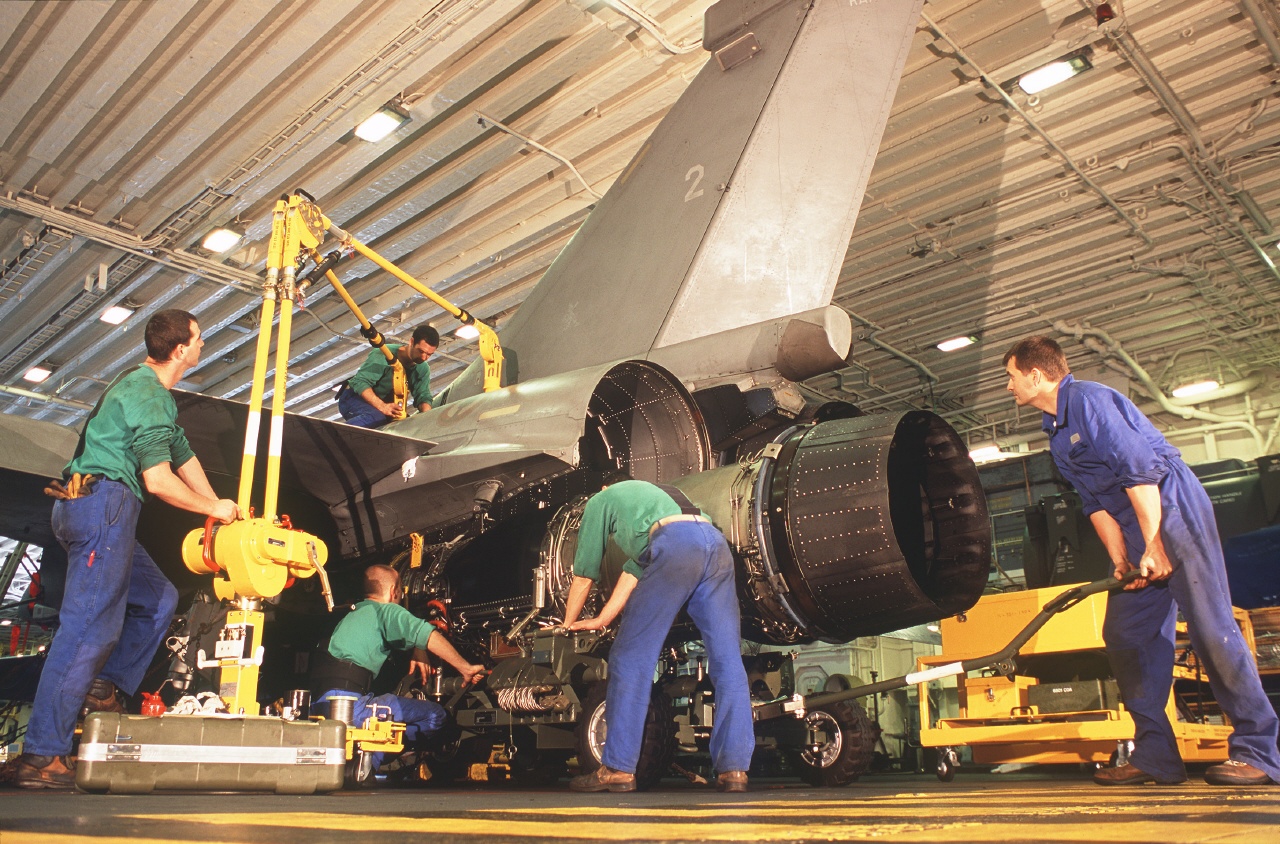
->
xmin=1003 ymin=336 xmax=1070 ymax=380
xmin=600 ymin=468 xmax=632 ymax=487
xmin=363 ymin=564 xmax=400 ymax=599
xmin=145 ymin=309 xmax=198 ymax=362
xmin=413 ymin=325 xmax=440 ymax=347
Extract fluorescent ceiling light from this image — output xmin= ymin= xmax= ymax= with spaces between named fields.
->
xmin=202 ymin=227 xmax=243 ymax=253
xmin=1171 ymin=379 xmax=1220 ymax=399
xmin=354 ymin=104 xmax=409 ymax=142
xmin=455 ymin=324 xmax=480 ymax=340
xmin=100 ymin=304 xmax=135 ymax=325
xmin=969 ymin=445 xmax=1023 ymax=465
xmin=936 ymin=335 xmax=977 ymax=352
xmin=1018 ymin=52 xmax=1092 ymax=95
xmin=23 ymin=365 xmax=54 ymax=384
xmin=968 ymin=445 xmax=1004 ymax=463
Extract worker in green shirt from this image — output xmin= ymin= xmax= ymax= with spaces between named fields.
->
xmin=563 ymin=477 xmax=754 ymax=793
xmin=336 ymin=324 xmax=438 ymax=428
xmin=311 ymin=565 xmax=485 ymax=773
xmin=13 ymin=310 xmax=239 ymax=789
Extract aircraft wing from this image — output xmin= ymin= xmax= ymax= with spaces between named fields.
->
xmin=172 ymin=391 xmax=432 ymax=509
xmin=0 ymin=414 xmax=79 ymax=547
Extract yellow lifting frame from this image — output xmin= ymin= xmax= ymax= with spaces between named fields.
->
xmin=290 ymin=192 xmax=504 ymax=395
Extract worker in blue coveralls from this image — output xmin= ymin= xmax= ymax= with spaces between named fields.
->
xmin=10 ymin=310 xmax=240 ymax=789
xmin=311 ymin=565 xmax=485 ymax=773
xmin=1004 ymin=336 xmax=1280 ymax=786
xmin=562 ymin=476 xmax=754 ymax=793
xmin=336 ymin=324 xmax=438 ymax=428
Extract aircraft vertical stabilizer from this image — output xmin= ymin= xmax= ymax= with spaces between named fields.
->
xmin=472 ymin=0 xmax=922 ymax=394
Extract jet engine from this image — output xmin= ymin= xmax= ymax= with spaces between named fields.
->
xmin=539 ymin=409 xmax=991 ymax=645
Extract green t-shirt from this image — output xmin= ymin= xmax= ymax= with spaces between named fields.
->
xmin=65 ymin=365 xmax=196 ymax=502
xmin=347 ymin=345 xmax=434 ymax=409
xmin=328 ymin=599 xmax=436 ymax=676
xmin=572 ymin=480 xmax=686 ymax=581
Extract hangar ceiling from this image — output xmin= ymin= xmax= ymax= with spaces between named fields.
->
xmin=1 ymin=0 xmax=1278 ymax=462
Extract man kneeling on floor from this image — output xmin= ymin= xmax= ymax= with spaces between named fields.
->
xmin=311 ymin=565 xmax=485 ymax=772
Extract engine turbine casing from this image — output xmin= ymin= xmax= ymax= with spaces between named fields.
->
xmin=543 ymin=410 xmax=990 ymax=644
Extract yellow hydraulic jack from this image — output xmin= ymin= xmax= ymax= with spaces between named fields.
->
xmin=181 ymin=192 xmax=334 ymax=715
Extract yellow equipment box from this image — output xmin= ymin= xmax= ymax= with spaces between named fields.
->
xmin=960 ymin=675 xmax=1037 ymax=719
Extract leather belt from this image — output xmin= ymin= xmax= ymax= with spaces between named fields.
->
xmin=650 ymin=513 xmax=709 ymax=535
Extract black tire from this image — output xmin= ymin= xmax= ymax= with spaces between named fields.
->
xmin=575 ymin=681 xmax=675 ymax=791
xmin=791 ymin=700 xmax=876 ymax=787
xmin=345 ymin=748 xmax=374 ymax=788
xmin=936 ymin=747 xmax=959 ymax=782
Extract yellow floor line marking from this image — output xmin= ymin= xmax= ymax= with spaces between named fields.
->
xmin=118 ymin=813 xmax=1280 ymax=843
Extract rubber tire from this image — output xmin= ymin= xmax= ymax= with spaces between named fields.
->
xmin=345 ymin=748 xmax=374 ymax=788
xmin=792 ymin=700 xmax=876 ymax=787
xmin=936 ymin=747 xmax=959 ymax=782
xmin=575 ymin=681 xmax=675 ymax=791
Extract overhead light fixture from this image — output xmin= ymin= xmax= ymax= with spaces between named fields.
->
xmin=354 ymin=101 xmax=409 ymax=142
xmin=968 ymin=445 xmax=1005 ymax=464
xmin=454 ymin=324 xmax=480 ymax=340
xmin=1015 ymin=49 xmax=1093 ymax=95
xmin=23 ymin=364 xmax=55 ymax=384
xmin=202 ymin=225 xmax=244 ymax=253
xmin=936 ymin=335 xmax=977 ymax=353
xmin=1171 ymin=379 xmax=1221 ymax=399
xmin=100 ymin=304 xmax=136 ymax=325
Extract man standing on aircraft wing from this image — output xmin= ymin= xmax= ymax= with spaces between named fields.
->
xmin=336 ymin=324 xmax=438 ymax=428
xmin=11 ymin=310 xmax=240 ymax=789
xmin=563 ymin=476 xmax=754 ymax=793
xmin=1004 ymin=335 xmax=1280 ymax=787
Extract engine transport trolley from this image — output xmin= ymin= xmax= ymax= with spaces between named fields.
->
xmin=753 ymin=572 xmax=1244 ymax=781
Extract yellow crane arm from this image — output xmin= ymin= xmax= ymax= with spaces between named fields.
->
xmin=317 ymin=213 xmax=503 ymax=393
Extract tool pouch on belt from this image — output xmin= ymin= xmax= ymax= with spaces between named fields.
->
xmin=44 ymin=473 xmax=95 ymax=500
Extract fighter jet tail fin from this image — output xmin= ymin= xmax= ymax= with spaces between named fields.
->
xmin=452 ymin=0 xmax=922 ymax=395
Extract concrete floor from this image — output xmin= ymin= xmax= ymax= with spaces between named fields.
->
xmin=1 ymin=772 xmax=1277 ymax=843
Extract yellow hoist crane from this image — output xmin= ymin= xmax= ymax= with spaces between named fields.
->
xmin=177 ymin=191 xmax=503 ymax=717
xmin=292 ymin=189 xmax=505 ymax=401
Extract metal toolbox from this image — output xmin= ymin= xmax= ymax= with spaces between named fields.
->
xmin=76 ymin=712 xmax=346 ymax=794
xmin=960 ymin=675 xmax=1038 ymax=718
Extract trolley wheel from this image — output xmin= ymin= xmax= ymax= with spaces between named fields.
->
xmin=574 ymin=681 xmax=675 ymax=791
xmin=936 ymin=747 xmax=959 ymax=782
xmin=345 ymin=748 xmax=375 ymax=788
xmin=790 ymin=699 xmax=876 ymax=787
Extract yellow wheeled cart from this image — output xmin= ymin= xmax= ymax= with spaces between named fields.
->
xmin=917 ymin=582 xmax=1246 ymax=779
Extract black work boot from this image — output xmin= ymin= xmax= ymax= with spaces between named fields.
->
xmin=80 ymin=678 xmax=128 ymax=718
xmin=12 ymin=754 xmax=77 ymax=789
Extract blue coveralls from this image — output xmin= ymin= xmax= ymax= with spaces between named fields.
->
xmin=574 ymin=482 xmax=755 ymax=776
xmin=1045 ymin=374 xmax=1280 ymax=782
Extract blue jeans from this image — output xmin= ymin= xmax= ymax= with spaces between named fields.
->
xmin=24 ymin=480 xmax=178 ymax=757
xmin=314 ymin=690 xmax=448 ymax=770
xmin=337 ymin=387 xmax=389 ymax=429
xmin=1104 ymin=464 xmax=1280 ymax=783
xmin=602 ymin=521 xmax=755 ymax=775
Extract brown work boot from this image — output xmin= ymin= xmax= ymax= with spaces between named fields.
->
xmin=1093 ymin=762 xmax=1185 ymax=786
xmin=12 ymin=754 xmax=77 ymax=789
xmin=716 ymin=771 xmax=748 ymax=793
xmin=1205 ymin=760 xmax=1274 ymax=786
xmin=80 ymin=679 xmax=127 ymax=718
xmin=570 ymin=765 xmax=636 ymax=793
